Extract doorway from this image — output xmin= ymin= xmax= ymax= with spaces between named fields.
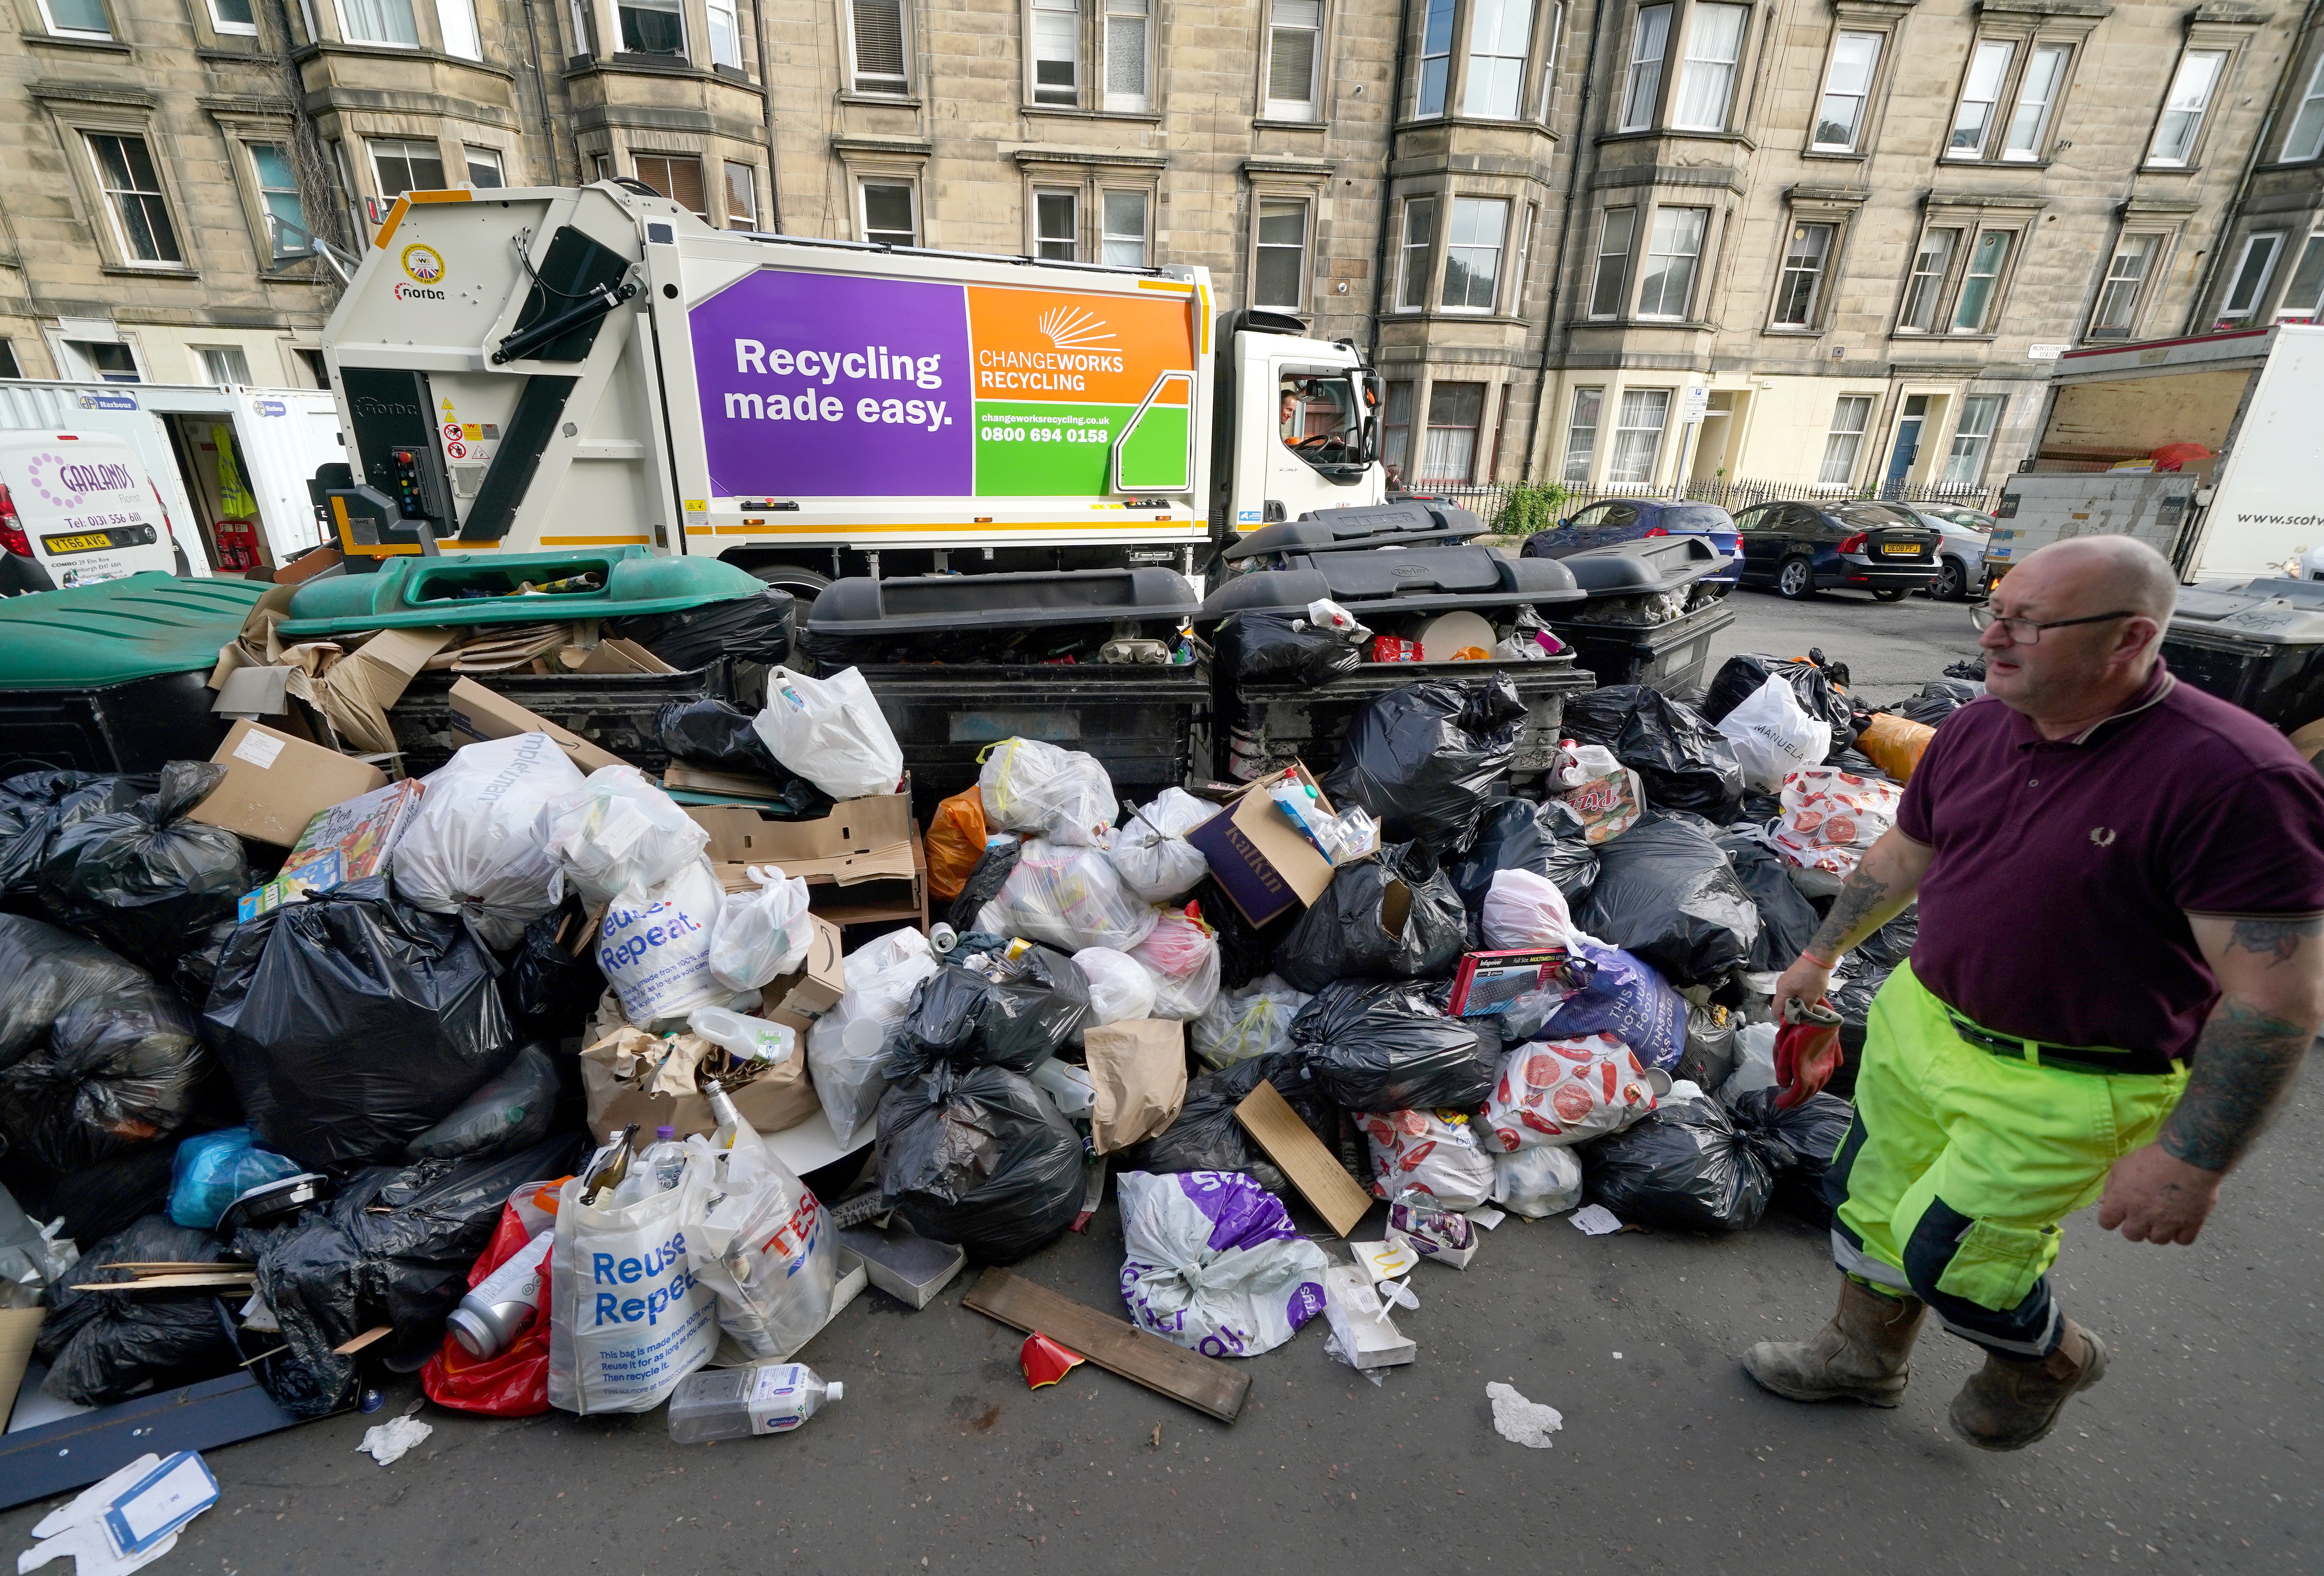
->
xmin=163 ymin=414 xmax=270 ymax=574
xmin=1882 ymin=395 xmax=1929 ymax=497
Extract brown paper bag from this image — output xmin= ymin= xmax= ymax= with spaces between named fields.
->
xmin=1085 ymin=1019 xmax=1188 ymax=1154
xmin=579 ymin=1022 xmax=819 ymax=1142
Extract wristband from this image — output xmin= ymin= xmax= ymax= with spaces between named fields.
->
xmin=1797 ymin=949 xmax=1835 ymax=970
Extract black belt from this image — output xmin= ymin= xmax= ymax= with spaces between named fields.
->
xmin=1944 ymin=1010 xmax=2182 ymax=1078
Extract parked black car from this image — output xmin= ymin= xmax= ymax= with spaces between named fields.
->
xmin=1729 ymin=499 xmax=1942 ymax=601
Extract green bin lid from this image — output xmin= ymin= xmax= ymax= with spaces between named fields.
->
xmin=0 ymin=572 xmax=267 ymax=689
xmin=278 ymin=548 xmax=765 ymax=635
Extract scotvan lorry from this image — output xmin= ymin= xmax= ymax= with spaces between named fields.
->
xmin=315 ymin=181 xmax=1386 ymax=590
xmin=1984 ymin=323 xmax=2324 ymax=587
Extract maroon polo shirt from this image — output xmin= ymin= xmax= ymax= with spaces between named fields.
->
xmin=1894 ymin=659 xmax=2324 ymax=1060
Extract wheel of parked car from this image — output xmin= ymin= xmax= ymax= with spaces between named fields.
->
xmin=1933 ymin=557 xmax=1967 ymax=602
xmin=1871 ymin=587 xmax=1908 ymax=602
xmin=1776 ymin=556 xmax=1814 ymax=600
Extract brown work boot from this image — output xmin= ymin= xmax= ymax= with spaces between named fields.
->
xmin=1947 ymin=1319 xmax=2108 ymax=1452
xmin=1741 ymin=1279 xmax=1927 ymax=1407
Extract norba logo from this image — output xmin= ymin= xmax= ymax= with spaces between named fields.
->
xmin=396 ymin=242 xmax=448 ymax=301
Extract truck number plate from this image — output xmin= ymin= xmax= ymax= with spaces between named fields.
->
xmin=41 ymin=532 xmax=114 ymax=554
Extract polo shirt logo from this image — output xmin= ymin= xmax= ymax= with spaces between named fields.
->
xmin=2089 ymin=827 xmax=2117 ymax=847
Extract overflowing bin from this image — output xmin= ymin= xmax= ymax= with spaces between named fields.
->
xmin=2161 ymin=577 xmax=2324 ymax=730
xmin=1544 ymin=536 xmax=1737 ymax=694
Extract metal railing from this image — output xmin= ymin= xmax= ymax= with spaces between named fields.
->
xmin=1408 ymin=476 xmax=2001 ymax=531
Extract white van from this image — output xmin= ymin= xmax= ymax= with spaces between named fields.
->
xmin=0 ymin=431 xmax=183 ymax=594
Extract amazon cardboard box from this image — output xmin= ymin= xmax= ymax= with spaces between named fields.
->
xmin=189 ymin=721 xmax=388 ymax=849
xmin=444 ymin=676 xmax=626 ymax=774
xmin=1185 ymin=763 xmax=1375 ymax=927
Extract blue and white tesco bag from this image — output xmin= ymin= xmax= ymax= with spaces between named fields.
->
xmin=599 ymin=861 xmax=727 ymax=1026
xmin=546 ymin=1161 xmax=719 ymax=1415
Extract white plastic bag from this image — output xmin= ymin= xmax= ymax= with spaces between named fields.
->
xmin=976 ymin=837 xmax=1158 ymax=953
xmin=750 ymin=666 xmax=903 ymax=801
xmin=681 ymin=1132 xmax=837 ymax=1363
xmin=1492 ymin=1145 xmax=1584 ymax=1218
xmin=1717 ymin=673 xmax=1833 ymax=793
xmin=1721 ymin=1021 xmax=1779 ymax=1101
xmin=600 ymin=860 xmax=728 ymax=1025
xmin=806 ymin=927 xmax=939 ymax=1147
xmin=393 ymin=733 xmax=586 ymax=948
xmin=547 ymin=1158 xmax=720 ymax=1414
xmin=1108 ymin=787 xmax=1212 ymax=901
xmin=708 ymin=864 xmax=812 ymax=992
xmin=544 ymin=765 xmax=708 ymax=908
xmin=1127 ymin=909 xmax=1220 ymax=1021
xmin=1072 ymin=946 xmax=1157 ymax=1025
xmin=978 ymin=738 xmax=1116 ymax=847
xmin=1189 ymin=976 xmax=1309 ymax=1070
xmin=1481 ymin=868 xmax=1577 ymax=950
xmin=1482 ymin=1033 xmax=1659 ymax=1151
xmin=1116 ymin=1170 xmax=1329 ymax=1358
xmin=1771 ymin=766 xmax=1902 ymax=880
xmin=1355 ymin=1109 xmax=1497 ymax=1211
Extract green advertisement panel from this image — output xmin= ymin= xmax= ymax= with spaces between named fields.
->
xmin=972 ymin=403 xmax=1125 ymax=497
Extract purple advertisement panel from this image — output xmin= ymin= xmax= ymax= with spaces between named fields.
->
xmin=690 ymin=270 xmax=973 ymax=498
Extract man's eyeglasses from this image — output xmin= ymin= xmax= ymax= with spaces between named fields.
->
xmin=1969 ymin=604 xmax=2138 ymax=645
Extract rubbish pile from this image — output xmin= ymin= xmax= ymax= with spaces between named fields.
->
xmin=0 ymin=541 xmax=1981 ymax=1505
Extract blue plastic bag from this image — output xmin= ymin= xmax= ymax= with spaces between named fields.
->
xmin=167 ymin=1127 xmax=301 ymax=1229
xmin=1543 ymin=941 xmax=1687 ymax=1072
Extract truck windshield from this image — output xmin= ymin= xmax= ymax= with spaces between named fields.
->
xmin=1279 ymin=375 xmax=1368 ymax=472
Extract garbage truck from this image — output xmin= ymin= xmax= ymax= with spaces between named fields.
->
xmin=313 ymin=181 xmax=1388 ymax=591
xmin=1983 ymin=323 xmax=2324 ymax=587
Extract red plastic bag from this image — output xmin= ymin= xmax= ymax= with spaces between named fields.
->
xmin=420 ymin=1183 xmax=560 ymax=1417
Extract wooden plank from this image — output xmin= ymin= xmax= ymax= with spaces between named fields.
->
xmin=70 ymin=1272 xmax=254 ymax=1292
xmin=333 ymin=1324 xmax=394 ymax=1356
xmin=960 ymin=1268 xmax=1250 ymax=1424
xmin=0 ymin=1370 xmax=310 ymax=1513
xmin=1233 ymin=1080 xmax=1373 ymax=1237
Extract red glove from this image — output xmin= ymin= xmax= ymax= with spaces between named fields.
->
xmin=1774 ymin=996 xmax=1845 ymax=1109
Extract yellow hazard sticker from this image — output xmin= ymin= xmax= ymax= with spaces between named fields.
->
xmin=684 ymin=499 xmax=707 ymax=512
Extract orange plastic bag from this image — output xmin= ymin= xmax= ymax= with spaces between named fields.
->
xmin=926 ymin=785 xmax=988 ymax=903
xmin=1857 ymin=712 xmax=1935 ymax=783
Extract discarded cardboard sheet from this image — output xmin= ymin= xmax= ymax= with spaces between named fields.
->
xmin=686 ymin=792 xmax=925 ymax=926
xmin=1323 ymin=1263 xmax=1415 ymax=1371
xmin=1084 ymin=1019 xmax=1187 ymax=1154
xmin=573 ymin=637 xmax=677 ymax=676
xmin=836 ymin=1221 xmax=965 ymax=1310
xmin=1233 ymin=1079 xmax=1373 ymax=1237
xmin=189 ymin=721 xmax=387 ymax=848
xmin=446 ymin=677 xmax=625 ymax=774
xmin=961 ymin=1268 xmax=1251 ymax=1423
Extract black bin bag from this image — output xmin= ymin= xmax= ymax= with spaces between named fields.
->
xmin=1729 ymin=1087 xmax=1855 ymax=1225
xmin=35 ymin=1216 xmax=241 ymax=1405
xmin=1715 ymin=831 xmax=1820 ymax=972
xmin=1274 ymin=842 xmax=1465 ymax=993
xmin=1214 ymin=610 xmax=1364 ymax=686
xmin=1191 ymin=873 xmax=1298 ymax=992
xmin=1561 ymin=685 xmax=1745 ymax=824
xmin=1322 ymin=678 xmax=1526 ymax=856
xmin=874 ymin=1062 xmax=1083 ymax=1264
xmin=1287 ymin=980 xmax=1497 ymax=1113
xmin=0 ymin=916 xmax=209 ymax=1172
xmin=0 ymin=771 xmax=153 ymax=897
xmin=502 ymin=903 xmax=604 ymax=1043
xmin=204 ymin=875 xmax=518 ymax=1174
xmin=1581 ymin=1095 xmax=1783 ymax=1232
xmin=892 ymin=947 xmax=1091 ymax=1076
xmin=38 ymin=762 xmax=249 ymax=974
xmin=1702 ymin=653 xmax=1859 ymax=760
xmin=247 ymin=1133 xmax=584 ymax=1420
xmin=404 ymin=1042 xmax=561 ymax=1160
xmin=655 ymin=698 xmax=786 ymax=778
xmin=605 ymin=584 xmax=795 ymax=669
xmin=1447 ymin=798 xmax=1554 ymax=912
xmin=1121 ymin=1049 xmax=1337 ymax=1199
xmin=1576 ymin=818 xmax=1762 ymax=988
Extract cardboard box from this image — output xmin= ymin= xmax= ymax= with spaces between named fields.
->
xmin=758 ymin=912 xmax=846 ymax=1038
xmin=1185 ymin=765 xmax=1375 ymax=928
xmin=189 ymin=721 xmax=388 ymax=848
xmin=445 ymin=676 xmax=626 ymax=774
xmin=687 ymin=792 xmax=925 ymax=928
xmin=568 ymin=637 xmax=677 ymax=676
xmin=1447 ymin=947 xmax=1571 ymax=1017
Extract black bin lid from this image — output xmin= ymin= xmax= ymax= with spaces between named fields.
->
xmin=1198 ymin=543 xmax=1582 ymax=621
xmin=2167 ymin=577 xmax=2324 ymax=648
xmin=1220 ymin=500 xmax=1487 ymax=561
xmin=807 ymin=567 xmax=1200 ymax=637
xmin=1557 ymin=535 xmax=1732 ymax=597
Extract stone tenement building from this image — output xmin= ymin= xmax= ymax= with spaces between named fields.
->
xmin=0 ymin=0 xmax=2317 ymax=495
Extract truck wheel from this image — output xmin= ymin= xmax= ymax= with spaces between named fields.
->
xmin=1933 ymin=557 xmax=1966 ymax=601
xmin=746 ymin=563 xmax=831 ymax=603
xmin=1776 ymin=557 xmax=1815 ymax=600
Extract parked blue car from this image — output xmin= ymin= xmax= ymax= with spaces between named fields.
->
xmin=1518 ymin=498 xmax=1740 ymax=589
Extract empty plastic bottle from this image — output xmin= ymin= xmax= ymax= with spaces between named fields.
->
xmin=667 ymin=1362 xmax=844 ymax=1443
xmin=642 ymin=1125 xmax=688 ymax=1192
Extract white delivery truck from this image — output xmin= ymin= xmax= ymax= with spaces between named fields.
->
xmin=314 ymin=182 xmax=1386 ymax=590
xmin=1984 ymin=323 xmax=2324 ymax=586
xmin=0 ymin=381 xmax=346 ymax=575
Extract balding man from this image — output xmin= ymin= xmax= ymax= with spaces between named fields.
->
xmin=1742 ymin=536 xmax=2324 ymax=1450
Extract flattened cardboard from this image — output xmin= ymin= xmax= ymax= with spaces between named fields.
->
xmin=445 ymin=676 xmax=626 ymax=773
xmin=188 ymin=721 xmax=387 ymax=848
xmin=686 ymin=792 xmax=925 ymax=925
xmin=1186 ymin=765 xmax=1375 ymax=928
xmin=1234 ymin=1079 xmax=1374 ymax=1237
xmin=576 ymin=637 xmax=677 ymax=676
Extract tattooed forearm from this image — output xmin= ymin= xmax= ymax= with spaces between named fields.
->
xmin=2227 ymin=916 xmax=2324 ymax=968
xmin=1807 ymin=865 xmax=1899 ymax=960
xmin=2158 ymin=996 xmax=2311 ymax=1172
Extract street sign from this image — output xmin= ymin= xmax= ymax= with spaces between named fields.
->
xmin=1679 ymin=386 xmax=1711 ymax=425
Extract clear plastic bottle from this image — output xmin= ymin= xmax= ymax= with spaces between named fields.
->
xmin=642 ymin=1125 xmax=688 ymax=1192
xmin=667 ymin=1362 xmax=844 ymax=1444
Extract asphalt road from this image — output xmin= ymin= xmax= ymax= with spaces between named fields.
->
xmin=7 ymin=589 xmax=2315 ymax=1576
